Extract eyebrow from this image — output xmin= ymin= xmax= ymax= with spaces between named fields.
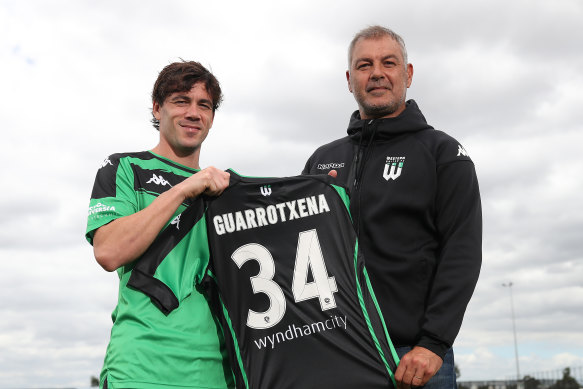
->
xmin=168 ymin=94 xmax=213 ymax=108
xmin=197 ymin=98 xmax=213 ymax=106
xmin=355 ymin=54 xmax=400 ymax=63
xmin=170 ymin=94 xmax=191 ymax=102
xmin=382 ymin=54 xmax=400 ymax=61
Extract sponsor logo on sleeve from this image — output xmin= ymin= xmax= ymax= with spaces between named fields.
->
xmin=88 ymin=202 xmax=116 ymax=216
xmin=316 ymin=162 xmax=345 ymax=170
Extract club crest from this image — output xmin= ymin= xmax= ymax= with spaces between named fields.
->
xmin=383 ymin=157 xmax=405 ymax=181
xmin=260 ymin=185 xmax=272 ymax=196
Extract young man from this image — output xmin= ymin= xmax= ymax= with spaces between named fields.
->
xmin=86 ymin=61 xmax=233 ymax=389
xmin=303 ymin=26 xmax=482 ymax=389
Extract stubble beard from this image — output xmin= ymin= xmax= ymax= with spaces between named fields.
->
xmin=355 ymin=77 xmax=409 ymax=119
xmin=360 ymin=99 xmax=403 ymax=119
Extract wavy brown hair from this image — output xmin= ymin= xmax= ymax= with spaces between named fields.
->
xmin=151 ymin=60 xmax=223 ymax=130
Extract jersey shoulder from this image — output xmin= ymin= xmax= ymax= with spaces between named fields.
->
xmin=304 ymin=136 xmax=353 ymax=175
xmin=310 ymin=136 xmax=352 ymax=157
xmin=413 ymin=128 xmax=474 ymax=165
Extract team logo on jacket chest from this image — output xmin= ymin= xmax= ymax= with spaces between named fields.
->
xmin=383 ymin=157 xmax=405 ymax=181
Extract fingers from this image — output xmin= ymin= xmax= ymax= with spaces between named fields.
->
xmin=200 ymin=166 xmax=230 ymax=196
xmin=177 ymin=167 xmax=229 ymax=199
xmin=394 ymin=347 xmax=443 ymax=388
xmin=395 ymin=364 xmax=422 ymax=389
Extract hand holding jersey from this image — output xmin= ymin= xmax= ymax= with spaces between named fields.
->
xmin=129 ymin=171 xmax=401 ymax=389
xmin=395 ymin=346 xmax=443 ymax=388
xmin=93 ymin=166 xmax=229 ymax=272
xmin=87 ymin=61 xmax=234 ymax=389
xmin=167 ymin=166 xmax=231 ymax=199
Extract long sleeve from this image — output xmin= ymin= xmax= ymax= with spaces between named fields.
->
xmin=418 ymin=159 xmax=482 ymax=356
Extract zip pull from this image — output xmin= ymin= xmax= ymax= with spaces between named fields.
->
xmin=352 ymin=152 xmax=360 ymax=189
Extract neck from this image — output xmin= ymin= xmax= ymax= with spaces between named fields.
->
xmin=360 ymin=100 xmax=408 ymax=120
xmin=151 ymin=144 xmax=201 ymax=169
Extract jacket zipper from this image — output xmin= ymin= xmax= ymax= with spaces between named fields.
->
xmin=352 ymin=119 xmax=374 ymax=190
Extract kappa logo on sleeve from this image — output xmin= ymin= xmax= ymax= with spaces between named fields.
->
xmin=383 ymin=157 xmax=405 ymax=181
xmin=457 ymin=145 xmax=469 ymax=157
xmin=99 ymin=158 xmax=113 ymax=169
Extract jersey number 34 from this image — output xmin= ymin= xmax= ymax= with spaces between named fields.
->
xmin=231 ymin=229 xmax=338 ymax=329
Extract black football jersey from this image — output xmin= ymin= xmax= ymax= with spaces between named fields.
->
xmin=204 ymin=171 xmax=399 ymax=389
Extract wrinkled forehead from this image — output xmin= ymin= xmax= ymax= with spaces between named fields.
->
xmin=349 ymin=36 xmax=405 ymax=66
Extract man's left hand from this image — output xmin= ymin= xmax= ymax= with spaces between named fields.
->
xmin=394 ymin=346 xmax=443 ymax=388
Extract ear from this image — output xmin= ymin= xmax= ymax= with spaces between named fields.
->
xmin=406 ymin=63 xmax=414 ymax=88
xmin=152 ymin=101 xmax=161 ymax=120
xmin=346 ymin=70 xmax=353 ymax=93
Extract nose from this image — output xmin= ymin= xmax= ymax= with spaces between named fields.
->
xmin=185 ymin=103 xmax=201 ymax=121
xmin=370 ymin=63 xmax=384 ymax=80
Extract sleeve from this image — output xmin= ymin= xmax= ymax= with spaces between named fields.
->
xmin=418 ymin=158 xmax=482 ymax=357
xmin=85 ymin=155 xmax=137 ymax=244
xmin=127 ymin=200 xmax=207 ymax=315
xmin=302 ymin=154 xmax=314 ymax=175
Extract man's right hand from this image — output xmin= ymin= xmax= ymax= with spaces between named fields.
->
xmin=176 ymin=166 xmax=230 ymax=199
xmin=93 ymin=167 xmax=229 ymax=272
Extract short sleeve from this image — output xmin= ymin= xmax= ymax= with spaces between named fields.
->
xmin=85 ymin=155 xmax=138 ymax=244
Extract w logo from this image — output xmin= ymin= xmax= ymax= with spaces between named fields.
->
xmin=383 ymin=157 xmax=405 ymax=181
xmin=260 ymin=185 xmax=272 ymax=196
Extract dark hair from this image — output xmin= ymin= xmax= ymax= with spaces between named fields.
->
xmin=151 ymin=60 xmax=223 ymax=130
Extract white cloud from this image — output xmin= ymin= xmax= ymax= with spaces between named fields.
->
xmin=1 ymin=0 xmax=582 ymax=387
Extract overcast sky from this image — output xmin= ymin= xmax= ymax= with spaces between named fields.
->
xmin=1 ymin=0 xmax=582 ymax=387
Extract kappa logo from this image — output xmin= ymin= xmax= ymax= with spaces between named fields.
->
xmin=383 ymin=157 xmax=405 ymax=181
xmin=457 ymin=145 xmax=469 ymax=157
xmin=171 ymin=214 xmax=181 ymax=230
xmin=260 ymin=185 xmax=272 ymax=196
xmin=317 ymin=162 xmax=345 ymax=170
xmin=147 ymin=174 xmax=173 ymax=187
xmin=99 ymin=158 xmax=113 ymax=169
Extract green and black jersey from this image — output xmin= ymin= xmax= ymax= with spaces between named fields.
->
xmin=86 ymin=151 xmax=234 ymax=389
xmin=131 ymin=171 xmax=400 ymax=389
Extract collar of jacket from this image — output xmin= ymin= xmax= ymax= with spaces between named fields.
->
xmin=346 ymin=99 xmax=434 ymax=141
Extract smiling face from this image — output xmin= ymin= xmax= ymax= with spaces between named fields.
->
xmin=152 ymin=82 xmax=214 ymax=163
xmin=347 ymin=35 xmax=413 ymax=119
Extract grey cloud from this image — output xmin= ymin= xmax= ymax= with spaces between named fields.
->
xmin=1 ymin=0 xmax=582 ymax=386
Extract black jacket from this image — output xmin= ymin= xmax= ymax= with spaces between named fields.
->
xmin=302 ymin=100 xmax=482 ymax=358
